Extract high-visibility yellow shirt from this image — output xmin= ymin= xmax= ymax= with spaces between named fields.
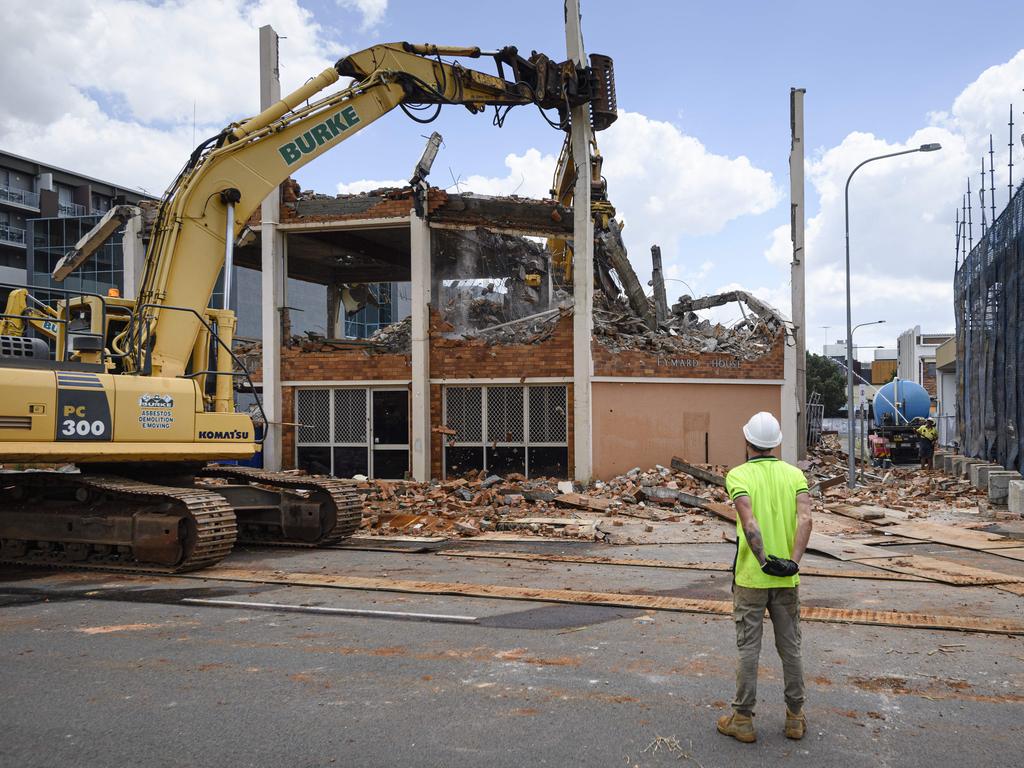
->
xmin=725 ymin=457 xmax=809 ymax=589
xmin=915 ymin=424 xmax=937 ymax=441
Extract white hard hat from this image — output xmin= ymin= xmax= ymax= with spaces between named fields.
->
xmin=742 ymin=411 xmax=783 ymax=449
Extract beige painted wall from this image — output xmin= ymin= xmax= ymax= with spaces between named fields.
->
xmin=592 ymin=381 xmax=783 ymax=479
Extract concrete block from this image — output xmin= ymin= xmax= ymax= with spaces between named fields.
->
xmin=973 ymin=464 xmax=1005 ymax=489
xmin=941 ymin=453 xmax=957 ymax=473
xmin=1008 ymin=480 xmax=1024 ymax=515
xmin=987 ymin=471 xmax=1022 ymax=506
xmin=970 ymin=463 xmax=1002 ymax=489
xmin=950 ymin=456 xmax=969 ymax=476
xmin=958 ymin=458 xmax=983 ymax=479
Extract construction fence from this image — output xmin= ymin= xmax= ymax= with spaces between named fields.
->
xmin=954 ymin=181 xmax=1024 ymax=470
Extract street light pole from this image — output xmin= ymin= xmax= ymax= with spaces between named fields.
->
xmin=844 ymin=143 xmax=941 ymax=488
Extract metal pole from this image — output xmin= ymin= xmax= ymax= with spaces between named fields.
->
xmin=223 ymin=201 xmax=235 ymax=310
xmin=989 ymin=135 xmax=997 ymax=222
xmin=843 ymin=146 xmax=933 ymax=488
xmin=845 ymin=175 xmax=856 ymax=487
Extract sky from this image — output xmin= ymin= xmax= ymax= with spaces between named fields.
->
xmin=2 ymin=0 xmax=1023 ymax=359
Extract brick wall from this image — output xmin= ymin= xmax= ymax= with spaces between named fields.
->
xmin=429 ymin=312 xmax=574 ymax=379
xmin=269 ymin=317 xmax=785 ymax=477
xmin=592 ymin=331 xmax=785 ymax=381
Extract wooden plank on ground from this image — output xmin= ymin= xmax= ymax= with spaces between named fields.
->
xmin=704 ymin=501 xmax=736 ymax=522
xmin=994 ymin=582 xmax=1024 ymax=596
xmin=878 ymin=522 xmax=1022 ymax=551
xmin=811 ymin=475 xmax=846 ymax=493
xmin=861 ymin=555 xmax=1023 ymax=586
xmin=808 ymin=532 xmax=893 ymax=561
xmin=180 ymin=567 xmax=1024 ymax=635
xmin=985 ymin=547 xmax=1024 ymax=562
xmin=348 ymin=535 xmax=449 ymax=544
xmin=435 ymin=550 xmax=931 ymax=581
xmin=596 ymin=519 xmax=733 ymax=545
xmin=671 ymin=456 xmax=726 ymax=487
xmin=827 ymin=503 xmax=888 ymax=522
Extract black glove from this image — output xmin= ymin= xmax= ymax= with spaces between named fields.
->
xmin=761 ymin=555 xmax=800 ymax=577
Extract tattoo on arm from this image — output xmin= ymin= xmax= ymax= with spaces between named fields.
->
xmin=734 ymin=495 xmax=767 ymax=565
xmin=743 ymin=523 xmax=766 ymax=564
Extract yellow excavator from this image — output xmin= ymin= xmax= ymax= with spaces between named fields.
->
xmin=0 ymin=42 xmax=616 ymax=573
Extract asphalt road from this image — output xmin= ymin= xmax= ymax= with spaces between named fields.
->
xmin=1 ymin=541 xmax=1022 ymax=768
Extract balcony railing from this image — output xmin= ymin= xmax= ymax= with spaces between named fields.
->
xmin=0 ymin=186 xmax=40 ymax=209
xmin=58 ymin=201 xmax=87 ymax=217
xmin=0 ymin=224 xmax=27 ymax=247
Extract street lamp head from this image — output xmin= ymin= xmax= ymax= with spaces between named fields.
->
xmin=919 ymin=143 xmax=942 ymax=152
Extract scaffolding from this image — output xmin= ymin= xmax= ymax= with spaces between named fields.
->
xmin=954 ymin=180 xmax=1024 ymax=469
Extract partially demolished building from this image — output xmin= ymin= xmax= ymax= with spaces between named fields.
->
xmin=237 ymin=181 xmax=796 ymax=482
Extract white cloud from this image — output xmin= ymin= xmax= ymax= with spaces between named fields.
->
xmin=335 ymin=147 xmax=556 ymax=197
xmin=0 ymin=0 xmax=344 ymax=192
xmin=754 ymin=49 xmax=1024 ymax=357
xmin=335 ymin=0 xmax=388 ymax=30
xmin=334 ymin=109 xmax=780 ymax=287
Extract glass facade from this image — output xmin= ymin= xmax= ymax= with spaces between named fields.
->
xmin=28 ymin=216 xmax=124 ymax=299
xmin=345 ymin=282 xmax=393 ymax=338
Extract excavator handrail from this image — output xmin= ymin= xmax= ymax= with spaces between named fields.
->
xmin=128 ymin=302 xmax=267 ymax=445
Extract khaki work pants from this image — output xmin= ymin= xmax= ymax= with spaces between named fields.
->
xmin=732 ymin=585 xmax=804 ymax=716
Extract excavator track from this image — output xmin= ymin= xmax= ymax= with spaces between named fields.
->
xmin=199 ymin=466 xmax=363 ymax=547
xmin=0 ymin=473 xmax=236 ymax=574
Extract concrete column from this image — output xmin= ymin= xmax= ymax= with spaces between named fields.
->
xmin=566 ymin=0 xmax=594 ymax=483
xmin=326 ymin=284 xmax=341 ymax=339
xmin=410 ymin=210 xmax=431 ymax=481
xmin=259 ymin=24 xmax=284 ymax=471
xmin=789 ymin=88 xmax=807 ymax=460
xmin=781 ymin=334 xmax=798 ymax=464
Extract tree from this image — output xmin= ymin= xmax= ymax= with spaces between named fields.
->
xmin=806 ymin=352 xmax=847 ymax=417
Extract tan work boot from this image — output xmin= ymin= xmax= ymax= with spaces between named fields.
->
xmin=785 ymin=707 xmax=806 ymax=739
xmin=717 ymin=712 xmax=756 ymax=743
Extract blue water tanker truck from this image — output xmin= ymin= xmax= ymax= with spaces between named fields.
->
xmin=872 ymin=378 xmax=932 ymax=463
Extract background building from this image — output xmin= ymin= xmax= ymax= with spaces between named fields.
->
xmin=870 ymin=348 xmax=897 ymax=384
xmin=1 ymin=150 xmax=154 ymax=295
xmin=897 ymin=325 xmax=953 ymax=399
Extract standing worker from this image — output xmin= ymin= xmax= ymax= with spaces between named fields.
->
xmin=914 ymin=417 xmax=938 ymax=470
xmin=716 ymin=412 xmax=813 ymax=744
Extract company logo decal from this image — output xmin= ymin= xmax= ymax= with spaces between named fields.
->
xmin=278 ymin=106 xmax=361 ymax=166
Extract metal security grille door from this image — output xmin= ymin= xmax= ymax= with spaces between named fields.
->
xmin=443 ymin=385 xmax=568 ymax=478
xmin=295 ymin=387 xmax=409 ymax=479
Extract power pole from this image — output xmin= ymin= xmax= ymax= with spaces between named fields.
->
xmin=790 ymin=88 xmax=807 ymax=459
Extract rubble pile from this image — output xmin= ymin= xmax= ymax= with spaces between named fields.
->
xmin=803 ymin=434 xmax=986 ymax=515
xmin=367 ymin=316 xmax=411 ymax=353
xmin=593 ymin=289 xmax=785 ymax=360
xmin=348 ymin=461 xmax=732 ymax=541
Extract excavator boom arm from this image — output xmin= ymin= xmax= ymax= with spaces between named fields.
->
xmin=132 ymin=43 xmax=615 ymax=379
